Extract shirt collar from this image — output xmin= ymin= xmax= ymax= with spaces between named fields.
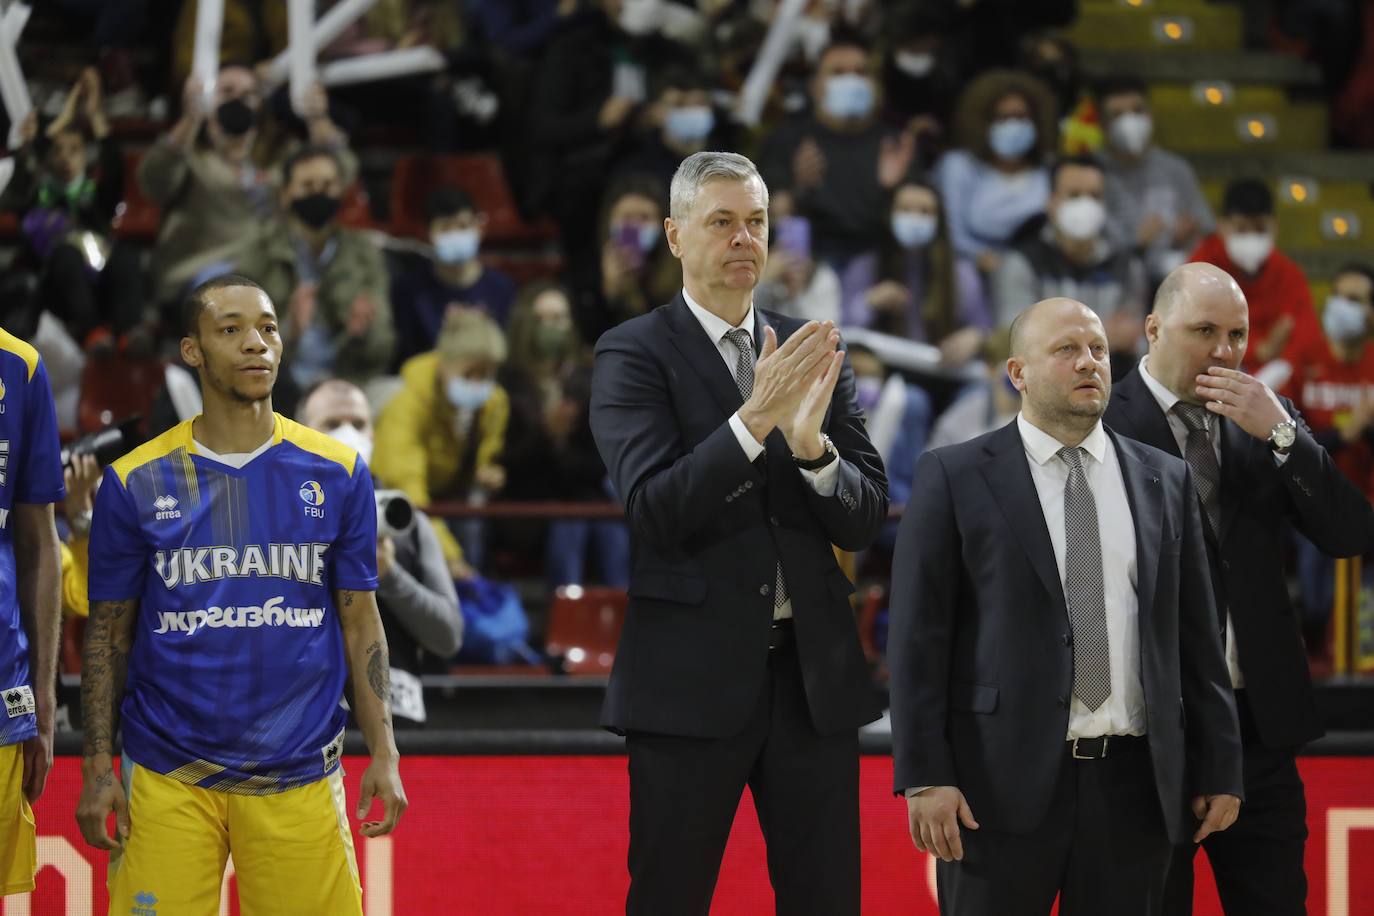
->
xmin=682 ymin=287 xmax=755 ymax=348
xmin=1017 ymin=412 xmax=1108 ymax=467
xmin=1137 ymin=354 xmax=1183 ymax=416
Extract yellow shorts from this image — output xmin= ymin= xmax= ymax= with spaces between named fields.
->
xmin=0 ymin=743 xmax=37 ymax=896
xmin=108 ymin=762 xmax=362 ymax=916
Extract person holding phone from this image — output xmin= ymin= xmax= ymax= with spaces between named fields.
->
xmin=569 ymin=175 xmax=682 ymax=340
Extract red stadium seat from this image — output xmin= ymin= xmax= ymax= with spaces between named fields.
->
xmin=76 ymin=352 xmax=166 ymax=435
xmin=387 ymin=153 xmax=559 ymax=245
xmin=338 ymin=181 xmax=376 ymax=230
xmin=544 ymin=585 xmax=628 ymax=675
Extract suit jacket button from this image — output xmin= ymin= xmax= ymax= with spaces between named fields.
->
xmin=1057 ymin=695 xmax=1069 ymax=708
xmin=1222 ymin=560 xmax=1230 ymax=572
xmin=760 ymin=583 xmax=771 ymax=597
xmin=1061 ymin=633 xmax=1072 ymax=646
xmin=770 ymin=515 xmax=779 ymax=526
xmin=725 ymin=495 xmax=733 ymax=503
xmin=745 ymin=481 xmax=754 ymax=489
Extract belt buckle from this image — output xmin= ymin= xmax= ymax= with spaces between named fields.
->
xmin=1071 ymin=736 xmax=1108 ymax=760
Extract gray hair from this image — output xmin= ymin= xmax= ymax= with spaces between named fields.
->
xmin=669 ymin=151 xmax=769 ymax=221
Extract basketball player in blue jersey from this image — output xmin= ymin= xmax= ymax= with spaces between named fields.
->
xmin=0 ymin=328 xmax=64 ymax=897
xmin=77 ymin=274 xmax=406 ymax=914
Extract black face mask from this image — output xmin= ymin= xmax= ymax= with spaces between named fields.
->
xmin=290 ymin=193 xmax=341 ymax=230
xmin=215 ymin=98 xmax=257 ymax=136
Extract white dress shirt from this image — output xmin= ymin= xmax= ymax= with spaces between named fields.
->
xmin=682 ymin=288 xmax=840 ymax=622
xmin=1137 ymin=356 xmax=1255 ymax=689
xmin=1017 ymin=413 xmax=1147 ymax=739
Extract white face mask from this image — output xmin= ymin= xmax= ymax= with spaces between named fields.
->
xmin=619 ymin=0 xmax=662 ymax=36
xmin=1224 ymin=231 xmax=1273 ymax=275
xmin=894 ymin=50 xmax=936 ymax=78
xmin=1323 ymin=295 xmax=1370 ymax=342
xmin=1054 ymin=196 xmax=1106 ymax=241
xmin=891 ymin=212 xmax=938 ymax=249
xmin=326 ymin=422 xmax=373 ymax=465
xmin=1109 ymin=112 xmax=1153 ymax=156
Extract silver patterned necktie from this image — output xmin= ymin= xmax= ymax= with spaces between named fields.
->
xmin=1058 ymin=446 xmax=1111 ymax=711
xmin=1173 ymin=402 xmax=1222 ymax=538
xmin=724 ymin=328 xmax=788 ymax=610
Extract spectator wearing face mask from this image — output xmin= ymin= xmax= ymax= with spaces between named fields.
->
xmin=1094 ymin=76 xmax=1213 ymax=284
xmin=843 ymin=180 xmax=989 ymax=369
xmin=848 ymin=343 xmax=931 ymax=533
xmin=614 ymin=65 xmax=731 ymax=189
xmin=392 ymin=186 xmax=517 ymax=366
xmin=993 ymin=155 xmax=1147 ymax=366
xmin=1280 ymin=263 xmax=1374 ymax=645
xmin=374 ymin=308 xmax=510 ymax=580
xmin=498 ymin=285 xmax=628 ymax=588
xmin=568 ymin=175 xmax=680 ymax=340
xmin=753 ymin=201 xmax=842 ymax=325
xmin=935 ymin=69 xmax=1057 ymax=274
xmin=879 ymin=6 xmax=968 ymax=150
xmin=139 ymin=65 xmax=352 ymax=310
xmin=1189 ymin=178 xmax=1321 ymax=370
xmin=524 ymin=1 xmax=693 ymax=286
xmin=758 ymin=33 xmax=917 ymax=277
xmin=234 ymin=145 xmax=393 ymax=406
xmin=300 ymin=379 xmax=462 ymax=726
xmin=4 ymin=68 xmax=147 ymax=353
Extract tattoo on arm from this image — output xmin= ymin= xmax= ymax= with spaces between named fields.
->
xmin=365 ymin=640 xmax=388 ymax=702
xmin=81 ymin=599 xmax=136 ymax=758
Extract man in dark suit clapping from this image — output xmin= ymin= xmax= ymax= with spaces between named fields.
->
xmin=590 ymin=151 xmax=888 ymax=916
xmin=889 ymin=296 xmax=1243 ymax=915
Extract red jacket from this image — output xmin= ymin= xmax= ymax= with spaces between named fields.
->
xmin=1188 ymin=233 xmax=1322 ymax=371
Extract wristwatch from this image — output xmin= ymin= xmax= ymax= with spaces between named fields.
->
xmin=1268 ymin=419 xmax=1297 ymax=454
xmin=793 ymin=433 xmax=839 ymax=471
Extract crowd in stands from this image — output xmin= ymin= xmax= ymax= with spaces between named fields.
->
xmin=10 ymin=0 xmax=1374 ymax=675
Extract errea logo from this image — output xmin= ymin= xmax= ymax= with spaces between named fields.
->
xmin=153 ymin=494 xmax=182 ymax=520
xmin=300 ymin=480 xmax=326 ymax=518
xmin=3 ymin=684 xmax=34 ymax=718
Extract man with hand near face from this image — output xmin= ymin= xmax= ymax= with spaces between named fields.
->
xmin=889 ymin=296 xmax=1242 ymax=915
xmin=1105 ymin=262 xmax=1374 ymax=915
xmin=590 ymin=151 xmax=888 ymax=916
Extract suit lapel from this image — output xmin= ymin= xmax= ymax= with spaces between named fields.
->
xmin=980 ymin=422 xmax=1067 ymax=615
xmin=665 ymin=296 xmax=747 ymax=419
xmin=1111 ymin=431 xmax=1162 ymax=631
xmin=1113 ymin=371 xmax=1181 ymax=459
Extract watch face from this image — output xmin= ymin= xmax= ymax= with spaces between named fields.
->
xmin=1273 ymin=423 xmax=1296 ymax=448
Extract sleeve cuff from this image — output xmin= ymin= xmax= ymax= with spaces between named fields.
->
xmin=800 ymin=456 xmax=840 ymax=495
xmin=728 ymin=412 xmax=766 ymax=462
xmin=904 ymin=786 xmax=935 ymax=798
xmin=1273 ymin=450 xmax=1291 ymax=466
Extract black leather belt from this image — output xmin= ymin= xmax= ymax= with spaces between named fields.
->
xmin=769 ymin=618 xmax=795 ymax=651
xmin=1066 ymin=734 xmax=1147 ymax=760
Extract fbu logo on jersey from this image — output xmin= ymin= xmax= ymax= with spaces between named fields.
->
xmin=299 ymin=480 xmax=325 ymax=518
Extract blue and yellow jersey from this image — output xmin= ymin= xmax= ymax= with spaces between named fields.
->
xmin=0 ymin=328 xmax=64 ymax=748
xmin=88 ymin=414 xmax=378 ymax=794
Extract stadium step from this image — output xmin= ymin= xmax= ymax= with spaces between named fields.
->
xmin=1081 ymin=49 xmax=1320 ymax=88
xmin=1069 ymin=1 xmax=1244 ymax=53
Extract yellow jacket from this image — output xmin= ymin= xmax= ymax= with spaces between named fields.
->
xmin=60 ymin=537 xmax=90 ymax=618
xmin=373 ymin=352 xmax=509 ymax=562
